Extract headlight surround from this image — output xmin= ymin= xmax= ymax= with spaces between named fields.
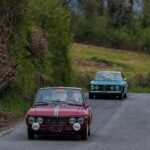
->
xmin=77 ymin=117 xmax=84 ymax=124
xmin=115 ymin=86 xmax=120 ymax=91
xmin=28 ymin=116 xmax=35 ymax=124
xmin=69 ymin=117 xmax=76 ymax=124
xmin=36 ymin=117 xmax=44 ymax=124
xmin=90 ymin=85 xmax=94 ymax=90
xmin=95 ymin=86 xmax=99 ymax=90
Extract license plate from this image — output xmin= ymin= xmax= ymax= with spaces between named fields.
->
xmin=49 ymin=127 xmax=62 ymax=133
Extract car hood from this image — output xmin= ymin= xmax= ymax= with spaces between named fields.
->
xmin=90 ymin=80 xmax=125 ymax=86
xmin=27 ymin=104 xmax=87 ymax=117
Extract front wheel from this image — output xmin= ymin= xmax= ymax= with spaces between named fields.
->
xmin=81 ymin=125 xmax=89 ymax=140
xmin=27 ymin=128 xmax=35 ymax=140
xmin=124 ymin=93 xmax=127 ymax=99
xmin=89 ymin=93 xmax=94 ymax=99
xmin=118 ymin=93 xmax=124 ymax=100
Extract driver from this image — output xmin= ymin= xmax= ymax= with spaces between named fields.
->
xmin=66 ymin=90 xmax=75 ymax=100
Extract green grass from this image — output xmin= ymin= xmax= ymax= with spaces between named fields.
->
xmin=71 ymin=43 xmax=150 ymax=92
xmin=0 ymin=92 xmax=32 ymax=119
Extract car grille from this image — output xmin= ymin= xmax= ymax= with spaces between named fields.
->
xmin=95 ymin=85 xmax=116 ymax=91
xmin=44 ymin=117 xmax=69 ymax=125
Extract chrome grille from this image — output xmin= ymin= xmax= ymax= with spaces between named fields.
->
xmin=44 ymin=117 xmax=68 ymax=125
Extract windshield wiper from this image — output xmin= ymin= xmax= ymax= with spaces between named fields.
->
xmin=65 ymin=102 xmax=82 ymax=106
xmin=34 ymin=102 xmax=50 ymax=106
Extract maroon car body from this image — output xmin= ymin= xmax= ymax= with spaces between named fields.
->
xmin=26 ymin=87 xmax=92 ymax=140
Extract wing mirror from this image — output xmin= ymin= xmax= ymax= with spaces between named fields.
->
xmin=124 ymin=78 xmax=127 ymax=81
xmin=84 ymin=104 xmax=89 ymax=109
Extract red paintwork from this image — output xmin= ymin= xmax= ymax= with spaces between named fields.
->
xmin=27 ymin=105 xmax=89 ymax=117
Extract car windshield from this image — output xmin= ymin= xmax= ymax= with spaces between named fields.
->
xmin=35 ymin=88 xmax=84 ymax=105
xmin=95 ymin=72 xmax=123 ymax=81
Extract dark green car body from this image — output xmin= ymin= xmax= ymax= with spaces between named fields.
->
xmin=89 ymin=71 xmax=128 ymax=100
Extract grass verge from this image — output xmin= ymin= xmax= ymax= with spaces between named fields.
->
xmin=71 ymin=43 xmax=150 ymax=92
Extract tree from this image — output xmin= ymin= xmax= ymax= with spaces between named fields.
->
xmin=107 ymin=0 xmax=134 ymax=27
xmin=142 ymin=0 xmax=150 ymax=27
xmin=77 ymin=0 xmax=104 ymax=18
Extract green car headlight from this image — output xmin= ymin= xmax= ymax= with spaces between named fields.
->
xmin=115 ymin=86 xmax=120 ymax=91
xmin=110 ymin=86 xmax=115 ymax=90
xmin=90 ymin=85 xmax=94 ymax=90
xmin=95 ymin=86 xmax=99 ymax=90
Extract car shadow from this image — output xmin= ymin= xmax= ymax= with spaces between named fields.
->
xmin=35 ymin=134 xmax=81 ymax=141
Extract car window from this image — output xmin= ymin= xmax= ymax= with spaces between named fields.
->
xmin=35 ymin=88 xmax=84 ymax=105
xmin=95 ymin=72 xmax=123 ymax=81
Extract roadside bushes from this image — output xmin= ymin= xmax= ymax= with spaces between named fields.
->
xmin=129 ymin=73 xmax=150 ymax=87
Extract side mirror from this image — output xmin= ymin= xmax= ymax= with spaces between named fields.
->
xmin=124 ymin=78 xmax=127 ymax=81
xmin=84 ymin=104 xmax=89 ymax=109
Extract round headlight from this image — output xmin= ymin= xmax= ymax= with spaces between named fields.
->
xmin=28 ymin=117 xmax=35 ymax=124
xmin=69 ymin=117 xmax=76 ymax=124
xmin=111 ymin=86 xmax=115 ymax=90
xmin=90 ymin=85 xmax=94 ymax=90
xmin=115 ymin=86 xmax=120 ymax=91
xmin=95 ymin=86 xmax=99 ymax=90
xmin=77 ymin=117 xmax=84 ymax=124
xmin=36 ymin=117 xmax=44 ymax=124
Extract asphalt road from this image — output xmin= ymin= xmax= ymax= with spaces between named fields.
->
xmin=0 ymin=93 xmax=150 ymax=150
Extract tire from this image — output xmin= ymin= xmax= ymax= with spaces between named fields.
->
xmin=118 ymin=93 xmax=124 ymax=100
xmin=88 ymin=128 xmax=91 ymax=136
xmin=81 ymin=125 xmax=89 ymax=140
xmin=27 ymin=128 xmax=35 ymax=140
xmin=124 ymin=93 xmax=127 ymax=99
xmin=89 ymin=93 xmax=93 ymax=99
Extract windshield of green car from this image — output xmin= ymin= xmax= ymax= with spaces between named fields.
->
xmin=35 ymin=88 xmax=84 ymax=105
xmin=95 ymin=72 xmax=123 ymax=81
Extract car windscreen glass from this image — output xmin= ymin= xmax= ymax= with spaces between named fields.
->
xmin=35 ymin=88 xmax=84 ymax=105
xmin=95 ymin=72 xmax=123 ymax=81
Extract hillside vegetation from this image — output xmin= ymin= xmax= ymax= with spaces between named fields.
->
xmin=0 ymin=0 xmax=71 ymax=125
xmin=71 ymin=43 xmax=150 ymax=92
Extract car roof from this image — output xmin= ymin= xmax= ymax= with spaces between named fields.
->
xmin=39 ymin=87 xmax=82 ymax=91
xmin=97 ymin=71 xmax=121 ymax=74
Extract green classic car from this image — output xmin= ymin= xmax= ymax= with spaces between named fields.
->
xmin=89 ymin=71 xmax=128 ymax=100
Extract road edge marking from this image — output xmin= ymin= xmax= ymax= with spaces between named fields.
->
xmin=0 ymin=128 xmax=14 ymax=137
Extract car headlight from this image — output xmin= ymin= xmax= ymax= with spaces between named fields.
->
xmin=115 ymin=86 xmax=120 ymax=91
xmin=95 ymin=86 xmax=99 ymax=90
xmin=90 ymin=85 xmax=94 ymax=90
xmin=28 ymin=117 xmax=35 ymax=124
xmin=36 ymin=117 xmax=44 ymax=124
xmin=77 ymin=117 xmax=84 ymax=124
xmin=69 ymin=117 xmax=76 ymax=124
xmin=110 ymin=86 xmax=115 ymax=90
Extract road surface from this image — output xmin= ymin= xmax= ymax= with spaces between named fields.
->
xmin=0 ymin=93 xmax=150 ymax=150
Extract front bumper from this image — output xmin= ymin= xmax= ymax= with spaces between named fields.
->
xmin=89 ymin=91 xmax=122 ymax=94
xmin=27 ymin=124 xmax=86 ymax=135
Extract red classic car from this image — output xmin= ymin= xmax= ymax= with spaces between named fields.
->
xmin=26 ymin=87 xmax=92 ymax=140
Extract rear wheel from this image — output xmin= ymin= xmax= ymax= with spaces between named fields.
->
xmin=27 ymin=128 xmax=35 ymax=140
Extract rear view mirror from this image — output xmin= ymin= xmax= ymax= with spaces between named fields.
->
xmin=124 ymin=78 xmax=127 ymax=81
